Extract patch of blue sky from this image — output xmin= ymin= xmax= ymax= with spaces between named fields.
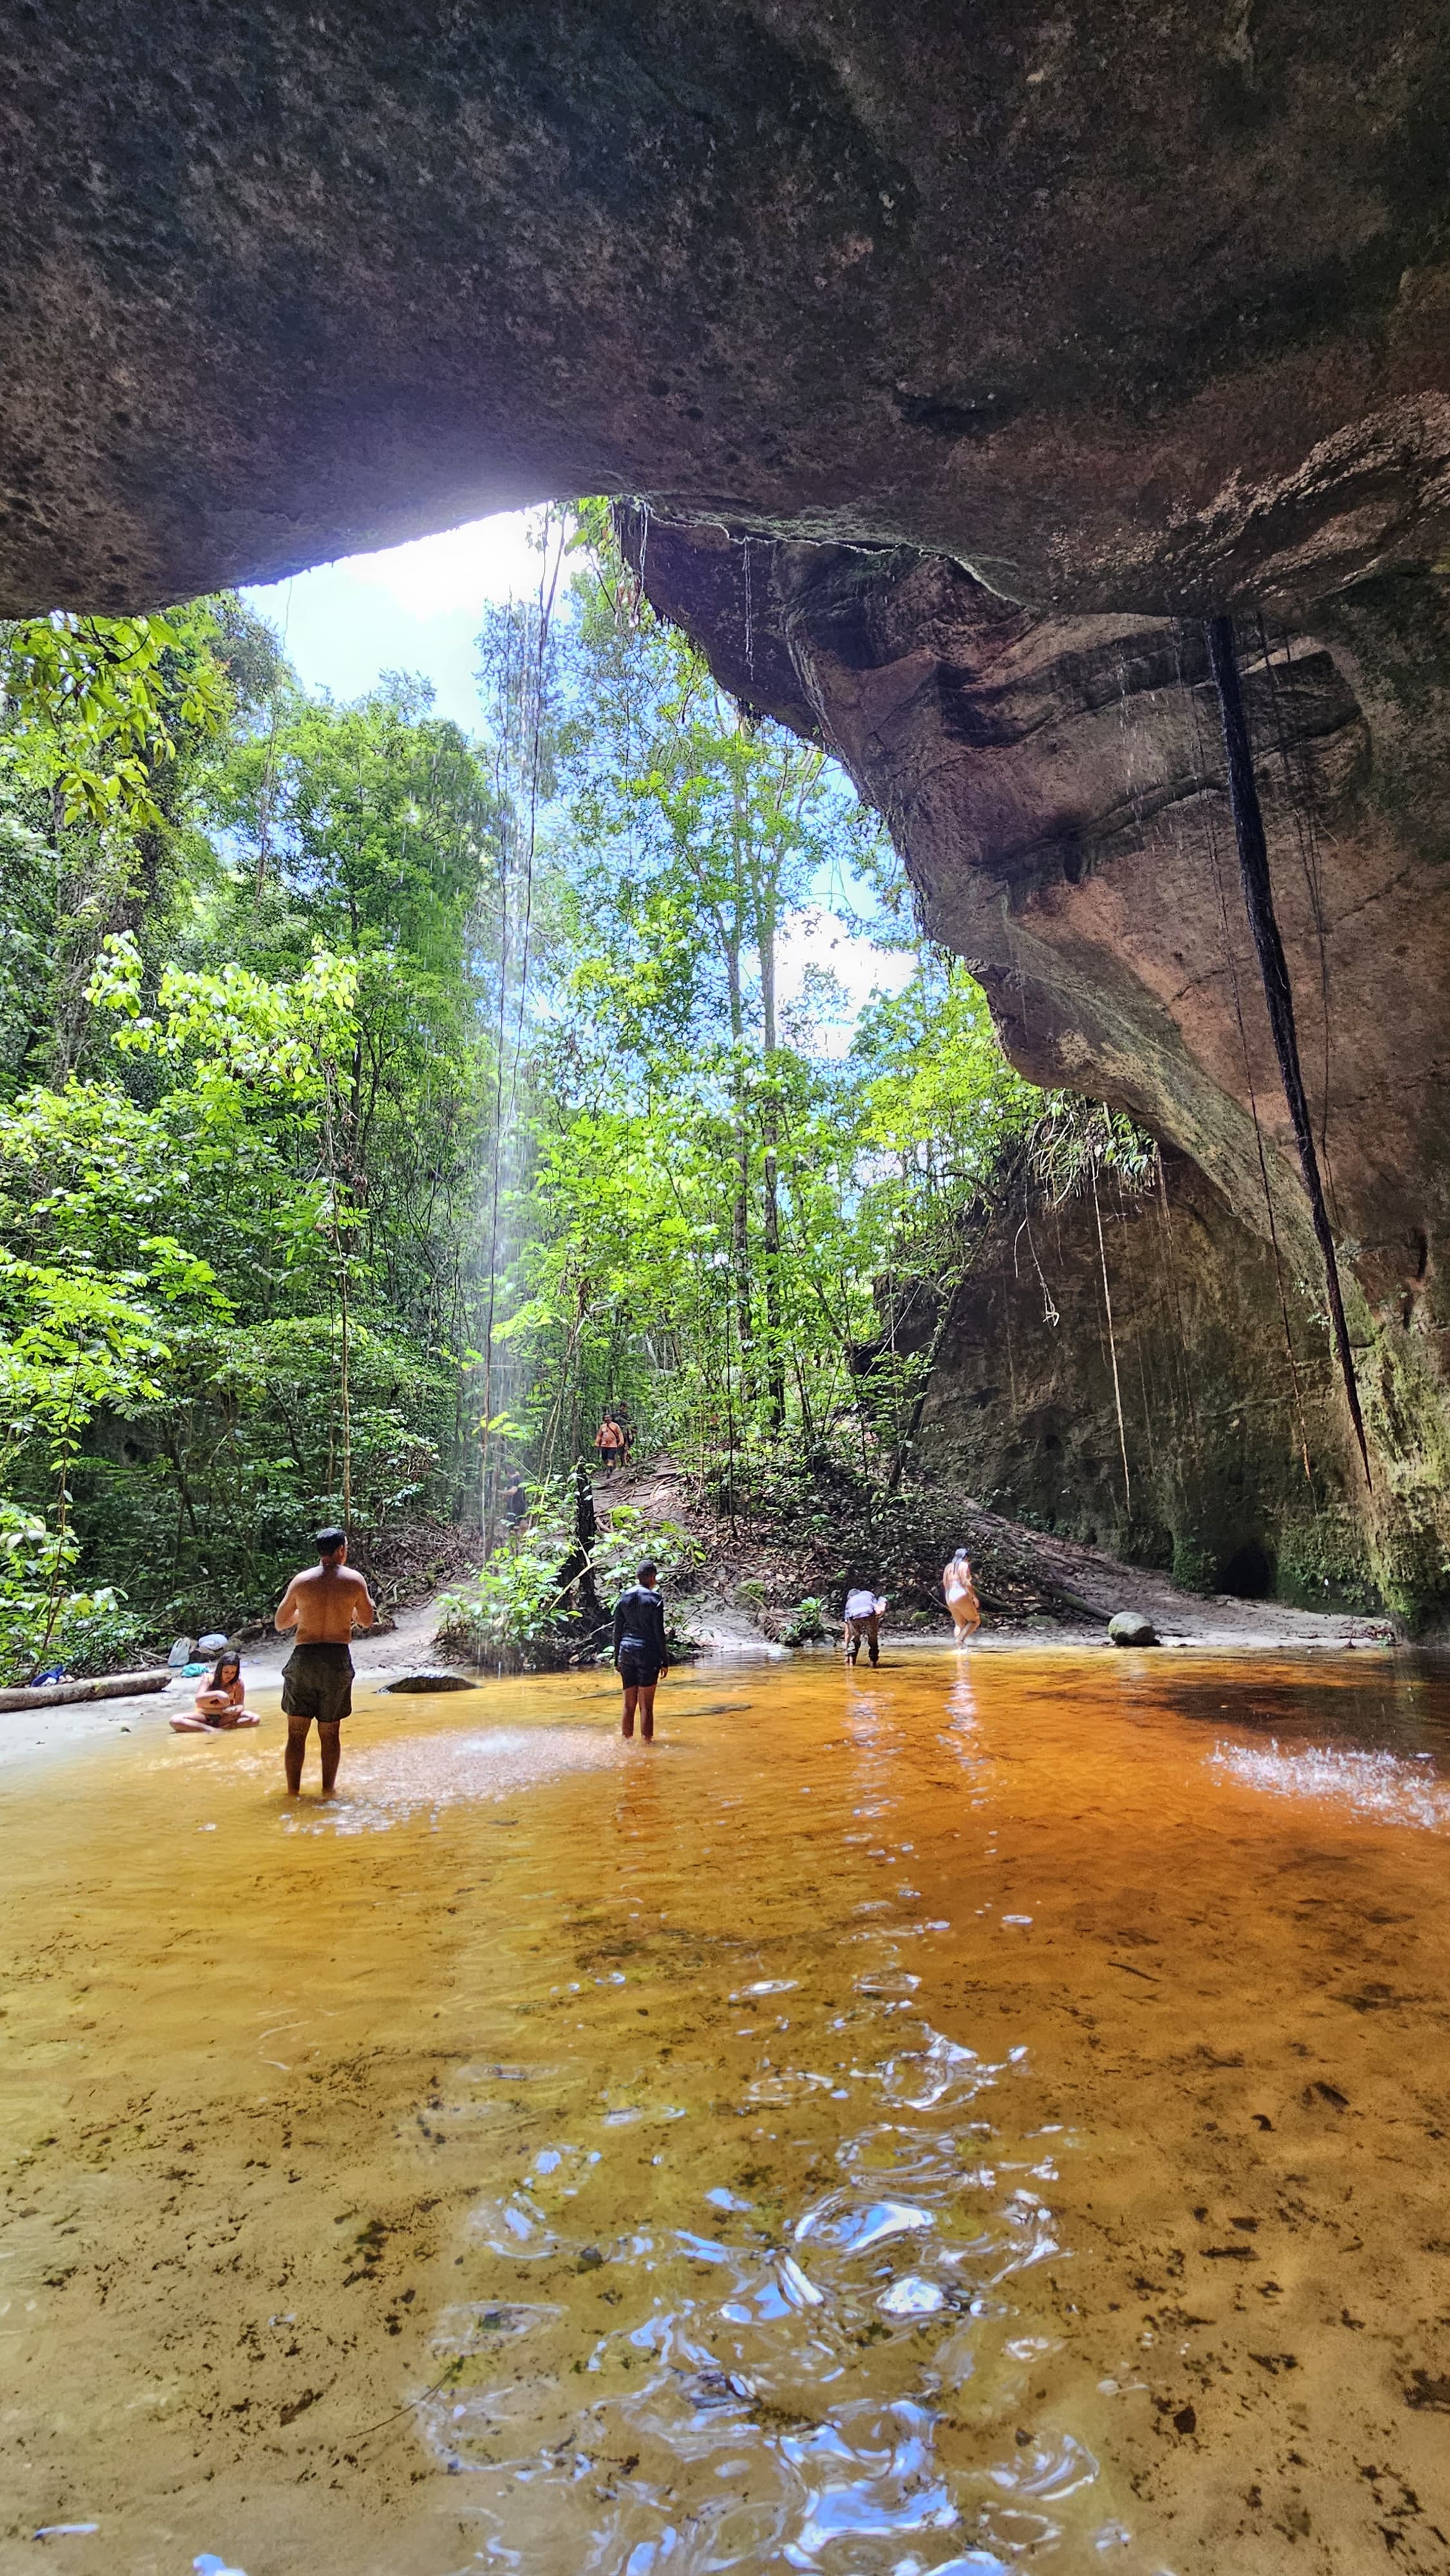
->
xmin=244 ymin=508 xmax=916 ymax=1046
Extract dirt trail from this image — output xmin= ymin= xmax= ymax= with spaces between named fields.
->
xmin=1022 ymin=1524 xmax=1394 ymax=1649
xmin=599 ymin=1457 xmax=1395 ymax=1656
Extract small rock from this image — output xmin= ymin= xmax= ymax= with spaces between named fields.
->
xmin=1107 ymin=1611 xmax=1158 ymax=1647
xmin=382 ymin=1669 xmax=480 ymax=1694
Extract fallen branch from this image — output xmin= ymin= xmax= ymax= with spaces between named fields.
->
xmin=0 ymin=1667 xmax=171 ymax=1712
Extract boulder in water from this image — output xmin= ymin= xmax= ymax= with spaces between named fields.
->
xmin=382 ymin=1669 xmax=480 ymax=1694
xmin=1107 ymin=1611 xmax=1159 ymax=1647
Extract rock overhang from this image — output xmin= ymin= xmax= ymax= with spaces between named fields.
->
xmin=4 ymin=0 xmax=1450 ymax=614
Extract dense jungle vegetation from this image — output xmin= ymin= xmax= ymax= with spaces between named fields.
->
xmin=0 ymin=512 xmax=1145 ymax=1680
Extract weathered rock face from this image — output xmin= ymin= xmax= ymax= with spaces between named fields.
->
xmin=634 ymin=518 xmax=1450 ymax=1620
xmin=907 ymin=1151 xmax=1378 ymax=1613
xmin=5 ymin=2 xmax=1450 ymax=614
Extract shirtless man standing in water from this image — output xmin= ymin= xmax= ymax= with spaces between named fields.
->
xmin=274 ymin=1527 xmax=376 ymax=1795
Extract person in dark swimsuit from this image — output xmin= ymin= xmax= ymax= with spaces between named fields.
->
xmin=612 ymin=1560 xmax=668 ymax=1741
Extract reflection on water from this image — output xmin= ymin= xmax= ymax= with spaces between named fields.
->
xmin=3 ymin=1649 xmax=1450 ymax=2574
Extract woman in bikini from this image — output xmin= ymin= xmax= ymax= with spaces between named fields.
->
xmin=171 ymin=1648 xmax=262 ymax=1733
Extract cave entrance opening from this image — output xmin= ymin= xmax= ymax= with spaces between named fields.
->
xmin=1218 ymin=1539 xmax=1275 ymax=1599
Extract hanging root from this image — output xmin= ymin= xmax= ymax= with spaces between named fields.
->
xmin=1090 ymin=1160 xmax=1133 ymax=1519
xmin=1204 ymin=616 xmax=1371 ymax=1488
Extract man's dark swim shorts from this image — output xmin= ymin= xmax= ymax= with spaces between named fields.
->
xmin=281 ymin=1642 xmax=354 ymax=1725
xmin=617 ymin=1649 xmax=661 ymax=1689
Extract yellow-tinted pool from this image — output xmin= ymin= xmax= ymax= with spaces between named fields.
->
xmin=3 ymin=1646 xmax=1449 ymax=2574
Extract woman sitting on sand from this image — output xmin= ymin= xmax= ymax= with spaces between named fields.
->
xmin=170 ymin=1648 xmax=261 ymax=1734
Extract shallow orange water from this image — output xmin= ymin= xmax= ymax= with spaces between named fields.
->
xmin=3 ymin=1646 xmax=1450 ymax=2575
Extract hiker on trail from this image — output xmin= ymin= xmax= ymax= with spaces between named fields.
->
xmin=170 ymin=1647 xmax=261 ymax=1734
xmin=943 ymin=1549 xmax=981 ymax=1644
xmin=274 ymin=1527 xmax=376 ymax=1795
xmin=595 ymin=1414 xmax=626 ymax=1477
xmin=613 ymin=1559 xmax=668 ymax=1742
xmin=843 ymin=1584 xmax=886 ymax=1667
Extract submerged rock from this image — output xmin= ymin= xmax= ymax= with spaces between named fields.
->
xmin=1107 ymin=1611 xmax=1159 ymax=1648
xmin=382 ymin=1669 xmax=480 ymax=1694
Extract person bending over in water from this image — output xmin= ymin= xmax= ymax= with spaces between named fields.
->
xmin=274 ymin=1527 xmax=376 ymax=1795
xmin=943 ymin=1548 xmax=981 ymax=1644
xmin=843 ymin=1584 xmax=885 ymax=1667
xmin=613 ymin=1560 xmax=668 ymax=1742
xmin=170 ymin=1648 xmax=261 ymax=1733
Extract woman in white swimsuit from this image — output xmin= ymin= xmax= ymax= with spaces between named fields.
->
xmin=943 ymin=1550 xmax=981 ymax=1644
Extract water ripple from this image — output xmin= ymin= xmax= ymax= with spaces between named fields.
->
xmin=1211 ymin=1738 xmax=1450 ymax=1830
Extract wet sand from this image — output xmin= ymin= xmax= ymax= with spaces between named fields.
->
xmin=2 ymin=1649 xmax=1449 ymax=2573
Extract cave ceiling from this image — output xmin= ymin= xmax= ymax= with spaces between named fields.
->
xmin=3 ymin=0 xmax=1450 ymax=616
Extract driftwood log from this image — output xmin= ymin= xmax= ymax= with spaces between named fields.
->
xmin=0 ymin=1667 xmax=171 ymax=1713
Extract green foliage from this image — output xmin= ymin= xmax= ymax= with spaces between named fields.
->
xmin=2 ymin=609 xmax=229 ymax=828
xmin=0 ymin=508 xmax=1163 ymax=1665
xmin=499 ymin=527 xmax=1066 ymax=1494
xmin=0 ymin=614 xmax=504 ymax=1647
xmin=592 ymin=1503 xmax=704 ymax=1596
xmin=433 ymin=1530 xmax=575 ymax=1665
xmin=47 ymin=1589 xmax=153 ymax=1680
xmin=1028 ymin=1095 xmax=1160 ymax=1202
xmin=780 ymin=1596 xmax=827 ymax=1645
xmin=433 ymin=1486 xmax=702 ymax=1668
xmin=0 ymin=1503 xmax=73 ymax=1683
xmin=1169 ymin=1535 xmax=1218 ymax=1596
xmin=0 ymin=1504 xmax=149 ymax=1684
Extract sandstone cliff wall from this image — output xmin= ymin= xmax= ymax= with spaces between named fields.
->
xmin=632 ymin=522 xmax=1450 ymax=1622
xmin=909 ymin=1152 xmax=1373 ymax=1612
